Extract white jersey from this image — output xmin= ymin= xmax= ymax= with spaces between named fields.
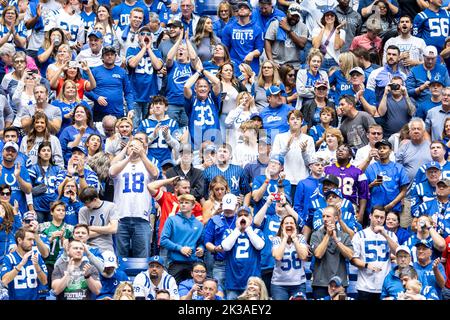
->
xmin=133 ymin=270 xmax=179 ymax=300
xmin=45 ymin=9 xmax=85 ymax=46
xmin=25 ymin=0 xmax=62 ymax=51
xmin=351 ymin=227 xmax=398 ymax=293
xmin=271 ymin=235 xmax=307 ymax=286
xmin=382 ymin=35 xmax=426 ymax=75
xmin=111 ymin=160 xmax=154 ymax=221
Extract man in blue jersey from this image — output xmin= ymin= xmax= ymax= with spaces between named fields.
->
xmin=410 ymin=161 xmax=441 ymax=217
xmin=126 ymin=25 xmax=164 ymax=129
xmin=1 ymin=228 xmax=48 ymax=300
xmin=97 ymin=250 xmax=129 ymax=300
xmin=203 ymin=143 xmax=250 ymax=199
xmin=160 ymin=193 xmax=204 ymax=284
xmin=112 ymin=0 xmax=149 ymax=31
xmin=252 ymin=0 xmax=285 ymax=33
xmin=366 ymin=139 xmax=410 ymax=214
xmin=137 ymin=96 xmax=180 ymax=165
xmin=413 ymin=141 xmax=450 ymax=188
xmin=0 ymin=127 xmax=30 ymax=168
xmin=221 ymin=206 xmax=265 ymax=300
xmin=221 ymin=1 xmax=264 ymax=73
xmin=253 ymin=191 xmax=298 ymax=296
xmin=260 ymin=86 xmax=294 ymax=140
xmin=0 ymin=142 xmax=32 ymax=215
xmin=414 ymin=240 xmax=446 ymax=298
xmin=142 ymin=0 xmax=168 ymax=26
xmin=407 ymin=45 xmax=450 ymax=110
xmin=413 ymin=0 xmax=450 ymax=52
xmin=183 ymin=62 xmax=221 ymax=150
xmin=243 ymin=135 xmax=271 ymax=190
xmin=397 ymin=265 xmax=440 ymax=300
xmin=85 ymin=46 xmax=135 ymax=122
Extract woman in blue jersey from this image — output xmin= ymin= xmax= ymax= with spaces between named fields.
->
xmin=0 ymin=195 xmax=21 ymax=265
xmin=59 ymin=104 xmax=100 ymax=164
xmin=94 ymin=5 xmax=121 ymax=54
xmin=202 ymin=44 xmax=231 ymax=76
xmin=57 ymin=179 xmax=83 ymax=226
xmin=28 ymin=141 xmax=64 ymax=222
xmin=213 ymin=1 xmax=232 ymax=40
xmin=52 ymin=79 xmax=92 ymax=133
xmin=271 ymin=215 xmax=309 ymax=300
xmin=0 ymin=6 xmax=27 ymax=50
xmin=19 ymin=112 xmax=64 ymax=168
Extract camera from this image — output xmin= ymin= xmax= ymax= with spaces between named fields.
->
xmin=338 ymin=293 xmax=347 ymax=300
xmin=272 ymin=193 xmax=282 ymax=202
xmin=53 ymin=35 xmax=61 ymax=46
xmin=389 ymin=83 xmax=400 ymax=90
xmin=68 ymin=61 xmax=81 ymax=69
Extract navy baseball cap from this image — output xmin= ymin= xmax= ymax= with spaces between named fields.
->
xmin=88 ymin=30 xmax=103 ymax=39
xmin=250 ymin=113 xmax=263 ymax=121
xmin=71 ymin=145 xmax=87 ymax=156
xmin=424 ymin=161 xmax=442 ymax=171
xmin=237 ymin=1 xmax=252 ymax=10
xmin=322 ymin=174 xmax=339 ymax=187
xmin=266 ymin=85 xmax=282 ymax=96
xmin=374 ymin=139 xmax=392 ymax=149
xmin=329 ymin=276 xmax=343 ymax=287
xmin=237 ymin=206 xmax=251 ymax=215
xmin=102 ymin=45 xmax=117 ymax=56
xmin=289 ymin=291 xmax=307 ymax=300
xmin=148 ymin=255 xmax=165 ymax=266
xmin=324 ymin=188 xmax=343 ymax=199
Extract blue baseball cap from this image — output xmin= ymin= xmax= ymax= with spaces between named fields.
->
xmin=324 ymin=188 xmax=343 ymax=199
xmin=237 ymin=1 xmax=252 ymax=10
xmin=237 ymin=206 xmax=251 ymax=215
xmin=72 ymin=145 xmax=87 ymax=156
xmin=329 ymin=276 xmax=343 ymax=287
xmin=148 ymin=255 xmax=165 ymax=266
xmin=424 ymin=161 xmax=441 ymax=171
xmin=290 ymin=291 xmax=307 ymax=300
xmin=414 ymin=239 xmax=432 ymax=249
xmin=269 ymin=154 xmax=284 ymax=166
xmin=323 ymin=6 xmax=336 ymax=15
xmin=88 ymin=30 xmax=103 ymax=39
xmin=266 ymin=85 xmax=282 ymax=97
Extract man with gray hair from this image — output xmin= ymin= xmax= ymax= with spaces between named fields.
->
xmin=426 ymin=86 xmax=450 ymax=141
xmin=175 ymin=0 xmax=199 ymax=38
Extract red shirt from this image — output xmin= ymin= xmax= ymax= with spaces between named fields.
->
xmin=349 ymin=34 xmax=382 ymax=53
xmin=56 ymin=78 xmax=87 ymax=99
xmin=154 ymin=188 xmax=202 ymax=245
xmin=443 ymin=236 xmax=450 ymax=289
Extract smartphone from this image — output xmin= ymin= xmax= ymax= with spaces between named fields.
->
xmin=121 ymin=136 xmax=130 ymax=143
xmin=376 ymin=174 xmax=383 ymax=181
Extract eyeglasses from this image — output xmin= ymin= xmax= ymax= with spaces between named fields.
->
xmin=14 ymin=59 xmax=25 ymax=64
xmin=370 ymin=132 xmax=382 ymax=135
xmin=1 ymin=191 xmax=10 ymax=196
xmin=140 ymin=32 xmax=152 ymax=36
xmin=262 ymin=66 xmax=273 ymax=69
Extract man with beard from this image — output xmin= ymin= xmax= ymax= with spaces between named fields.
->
xmin=133 ymin=255 xmax=179 ymax=300
xmin=335 ymin=0 xmax=362 ymax=52
xmin=158 ymin=19 xmax=183 ymax=61
xmin=264 ymin=3 xmax=307 ymax=69
xmin=407 ymin=45 xmax=450 ymax=107
xmin=325 ymin=144 xmax=369 ymax=224
xmin=76 ymin=31 xmax=122 ymax=68
xmin=310 ymin=206 xmax=354 ymax=299
xmin=383 ymin=15 xmax=426 ymax=75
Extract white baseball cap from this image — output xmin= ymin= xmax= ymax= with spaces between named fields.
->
xmin=102 ymin=250 xmax=118 ymax=268
xmin=423 ymin=45 xmax=438 ymax=57
xmin=222 ymin=193 xmax=238 ymax=211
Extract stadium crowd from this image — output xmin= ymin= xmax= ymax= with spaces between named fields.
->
xmin=0 ymin=0 xmax=449 ymax=301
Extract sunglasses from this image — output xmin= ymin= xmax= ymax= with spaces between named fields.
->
xmin=1 ymin=191 xmax=10 ymax=196
xmin=140 ymin=32 xmax=152 ymax=36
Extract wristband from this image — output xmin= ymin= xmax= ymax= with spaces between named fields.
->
xmin=67 ymin=175 xmax=72 ymax=178
xmin=79 ymin=175 xmax=85 ymax=179
xmin=14 ymin=266 xmax=21 ymax=272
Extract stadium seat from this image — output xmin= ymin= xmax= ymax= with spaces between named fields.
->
xmin=118 ymin=257 xmax=149 ymax=278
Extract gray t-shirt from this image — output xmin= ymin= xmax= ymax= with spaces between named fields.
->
xmin=310 ymin=228 xmax=353 ymax=287
xmin=0 ymin=94 xmax=13 ymax=131
xmin=78 ymin=201 xmax=119 ymax=253
xmin=340 ymin=111 xmax=376 ymax=149
xmin=265 ymin=19 xmax=308 ymax=69
xmin=396 ymin=140 xmax=432 ymax=181
xmin=20 ymin=103 xmax=62 ymax=122
xmin=383 ymin=95 xmax=413 ymax=138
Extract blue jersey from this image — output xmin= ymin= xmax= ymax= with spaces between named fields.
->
xmin=166 ymin=61 xmax=192 ymax=106
xmin=204 ymin=164 xmax=250 ymax=197
xmin=0 ymin=23 xmax=27 ymax=47
xmin=304 ymin=187 xmax=328 ymax=228
xmin=341 ymin=87 xmax=377 ymax=112
xmin=414 ymin=261 xmax=446 ymax=298
xmin=0 ymin=165 xmax=31 ymax=215
xmin=80 ymin=11 xmax=96 ymax=31
xmin=329 ymin=70 xmax=351 ymax=103
xmin=404 ymin=235 xmax=440 ymax=263
xmin=137 ymin=116 xmax=179 ymax=163
xmin=203 ymin=214 xmax=236 ymax=262
xmin=312 ymin=199 xmax=361 ymax=232
xmin=185 ymin=92 xmax=221 ymax=149
xmin=0 ymin=250 xmax=47 ymax=300
xmin=260 ymin=103 xmax=294 ymax=141
xmin=28 ymin=164 xmax=62 ymax=213
xmin=222 ymin=228 xmax=264 ymax=290
xmin=413 ymin=161 xmax=450 ymax=188
xmin=52 ymin=100 xmax=91 ymax=134
xmin=413 ymin=8 xmax=450 ymax=52
xmin=0 ymin=215 xmax=22 ymax=265
xmin=366 ymin=161 xmax=410 ymax=213
xmin=97 ymin=270 xmax=129 ymax=300
xmin=84 ymin=65 xmax=135 ymax=122
xmin=416 ymin=99 xmax=441 ymax=120
xmin=59 ymin=125 xmax=100 ymax=164
xmin=257 ymin=212 xmax=283 ymax=270
xmin=251 ymin=8 xmax=285 ymax=32
xmin=112 ymin=1 xmax=149 ymax=30
xmin=251 ymin=175 xmax=291 ymax=216
xmin=143 ymin=0 xmax=168 ymax=24
xmin=293 ymin=176 xmax=321 ymax=226
xmin=56 ymin=168 xmax=99 ymax=191
xmin=308 ymin=124 xmax=326 ymax=149
xmin=417 ymin=198 xmax=450 ymax=238
xmin=410 ymin=180 xmax=436 ymax=217
xmin=59 ymin=196 xmax=83 ymax=226
xmin=221 ymin=19 xmax=264 ymax=72
xmin=406 ymin=64 xmax=450 ymax=106
xmin=126 ymin=47 xmax=162 ymax=103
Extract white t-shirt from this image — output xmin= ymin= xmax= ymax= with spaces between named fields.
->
xmin=352 ymin=144 xmax=396 ymax=168
xmin=312 ymin=27 xmax=346 ymax=63
xmin=111 ymin=160 xmax=154 ymax=221
xmin=383 ymin=35 xmax=426 ymax=75
xmin=271 ymin=235 xmax=307 ymax=286
xmin=351 ymin=227 xmax=398 ymax=293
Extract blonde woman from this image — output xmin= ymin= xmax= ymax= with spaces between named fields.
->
xmin=202 ymin=175 xmax=230 ymax=225
xmin=328 ymin=52 xmax=359 ymax=102
xmin=46 ymin=44 xmax=71 ymax=81
xmin=0 ymin=6 xmax=27 ymax=49
xmin=239 ymin=63 xmax=256 ymax=92
xmin=315 ymin=127 xmax=344 ymax=164
xmin=113 ymin=282 xmax=136 ymax=300
xmin=105 ymin=117 xmax=133 ymax=157
xmin=237 ymin=277 xmax=269 ymax=300
xmin=252 ymin=60 xmax=284 ymax=111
